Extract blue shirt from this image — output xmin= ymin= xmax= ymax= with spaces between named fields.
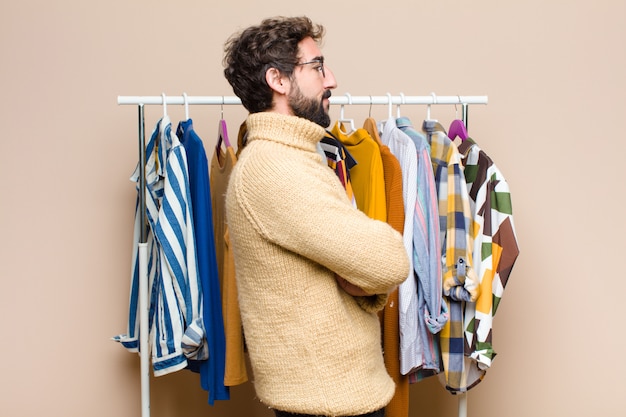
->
xmin=396 ymin=117 xmax=447 ymax=377
xmin=177 ymin=119 xmax=230 ymax=403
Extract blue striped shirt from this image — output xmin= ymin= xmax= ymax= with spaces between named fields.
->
xmin=396 ymin=117 xmax=447 ymax=377
xmin=114 ymin=116 xmax=206 ymax=376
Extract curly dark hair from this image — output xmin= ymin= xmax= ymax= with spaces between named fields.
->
xmin=223 ymin=16 xmax=325 ymax=113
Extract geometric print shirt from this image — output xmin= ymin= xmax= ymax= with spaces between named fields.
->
xmin=456 ymin=137 xmax=520 ymax=390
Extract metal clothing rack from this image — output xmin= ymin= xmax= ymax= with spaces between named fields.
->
xmin=117 ymin=93 xmax=488 ymax=417
xmin=118 ymin=93 xmax=488 ymax=105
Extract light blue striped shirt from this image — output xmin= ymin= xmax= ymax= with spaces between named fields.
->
xmin=397 ymin=117 xmax=447 ymax=377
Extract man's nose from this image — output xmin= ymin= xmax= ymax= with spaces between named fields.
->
xmin=324 ymin=66 xmax=338 ymax=89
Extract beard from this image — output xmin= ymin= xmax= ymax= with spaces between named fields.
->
xmin=289 ymin=85 xmax=331 ymax=128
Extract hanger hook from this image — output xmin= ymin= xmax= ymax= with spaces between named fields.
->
xmin=386 ymin=93 xmax=392 ymax=119
xmin=221 ymin=96 xmax=225 ymax=120
xmin=161 ymin=93 xmax=167 ymax=118
xmin=345 ymin=93 xmax=356 ymax=132
xmin=369 ymin=95 xmax=373 ymax=117
xmin=340 ymin=93 xmax=352 ymax=120
xmin=427 ymin=92 xmax=437 ymax=120
xmin=339 ymin=93 xmax=347 ymax=119
xmin=183 ymin=92 xmax=189 ymax=120
xmin=460 ymin=95 xmax=469 ymax=127
xmin=397 ymin=92 xmax=405 ymax=118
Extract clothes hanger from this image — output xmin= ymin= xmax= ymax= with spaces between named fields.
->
xmin=425 ymin=92 xmax=438 ymax=122
xmin=422 ymin=92 xmax=440 ymax=137
xmin=175 ymin=93 xmax=191 ymax=139
xmin=448 ymin=119 xmax=468 ymax=141
xmin=183 ymin=92 xmax=190 ymax=121
xmin=396 ymin=92 xmax=405 ymax=118
xmin=363 ymin=96 xmax=383 ymax=146
xmin=216 ymin=96 xmax=231 ymax=150
xmin=374 ymin=93 xmax=394 ymax=134
xmin=448 ymin=97 xmax=468 ymax=141
xmin=161 ymin=92 xmax=168 ymax=118
xmin=337 ymin=93 xmax=356 ymax=134
xmin=363 ymin=96 xmax=384 ymax=144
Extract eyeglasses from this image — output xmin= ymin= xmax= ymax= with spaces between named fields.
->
xmin=295 ymin=57 xmax=326 ymax=78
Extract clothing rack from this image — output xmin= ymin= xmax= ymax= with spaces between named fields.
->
xmin=118 ymin=93 xmax=487 ymax=128
xmin=117 ymin=94 xmax=488 ymax=105
xmin=117 ymin=93 xmax=488 ymax=417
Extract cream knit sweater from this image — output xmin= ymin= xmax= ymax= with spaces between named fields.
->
xmin=225 ymin=112 xmax=410 ymax=416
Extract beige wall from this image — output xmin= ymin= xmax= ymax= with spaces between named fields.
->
xmin=1 ymin=0 xmax=625 ymax=416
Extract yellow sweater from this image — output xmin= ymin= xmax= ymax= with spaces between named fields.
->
xmin=225 ymin=112 xmax=410 ymax=416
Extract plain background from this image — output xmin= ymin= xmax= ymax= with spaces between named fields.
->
xmin=1 ymin=1 xmax=625 ymax=416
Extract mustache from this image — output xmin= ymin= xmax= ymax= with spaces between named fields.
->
xmin=322 ymin=90 xmax=332 ymax=100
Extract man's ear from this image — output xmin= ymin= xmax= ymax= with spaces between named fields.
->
xmin=266 ymin=67 xmax=289 ymax=95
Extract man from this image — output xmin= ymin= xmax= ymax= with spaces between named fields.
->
xmin=223 ymin=16 xmax=410 ymax=417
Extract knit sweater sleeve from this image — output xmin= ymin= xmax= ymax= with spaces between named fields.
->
xmin=231 ymin=140 xmax=410 ymax=299
xmin=354 ymin=293 xmax=390 ymax=313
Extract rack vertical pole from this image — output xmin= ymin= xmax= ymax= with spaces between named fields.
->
xmin=462 ymin=103 xmax=469 ymax=130
xmin=458 ymin=393 xmax=467 ymax=417
xmin=459 ymin=99 xmax=469 ymax=417
xmin=137 ymin=104 xmax=151 ymax=417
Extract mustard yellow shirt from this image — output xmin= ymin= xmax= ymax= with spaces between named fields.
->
xmin=331 ymin=122 xmax=387 ymax=222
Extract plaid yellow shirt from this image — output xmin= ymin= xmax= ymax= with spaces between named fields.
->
xmin=421 ymin=121 xmax=478 ymax=391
